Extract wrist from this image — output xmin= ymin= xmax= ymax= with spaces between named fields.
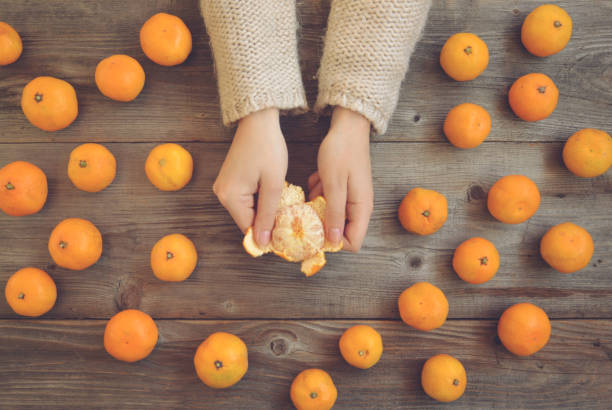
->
xmin=239 ymin=107 xmax=280 ymax=129
xmin=329 ymin=106 xmax=371 ymax=137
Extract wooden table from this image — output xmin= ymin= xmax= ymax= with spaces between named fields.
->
xmin=1 ymin=1 xmax=611 ymax=408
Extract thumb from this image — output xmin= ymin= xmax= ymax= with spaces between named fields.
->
xmin=253 ymin=177 xmax=283 ymax=247
xmin=323 ymin=180 xmax=347 ymax=246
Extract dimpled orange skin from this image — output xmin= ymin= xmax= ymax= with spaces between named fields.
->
xmin=0 ymin=161 xmax=48 ymax=216
xmin=150 ymin=233 xmax=198 ymax=282
xmin=398 ymin=282 xmax=449 ymax=331
xmin=194 ymin=332 xmax=248 ymax=389
xmin=508 ymin=73 xmax=558 ymax=122
xmin=68 ymin=143 xmax=117 ymax=192
xmin=452 ymin=237 xmax=500 ymax=284
xmin=0 ymin=22 xmax=22 ymax=65
xmin=521 ymin=4 xmax=572 ymax=57
xmin=5 ymin=267 xmax=57 ymax=317
xmin=339 ymin=324 xmax=383 ymax=369
xmin=48 ymin=218 xmax=103 ymax=270
xmin=21 ymin=76 xmax=78 ymax=131
xmin=443 ymin=103 xmax=491 ymax=149
xmin=497 ymin=303 xmax=551 ymax=356
xmin=398 ymin=188 xmax=448 ymax=235
xmin=95 ymin=54 xmax=145 ymax=102
xmin=540 ymin=222 xmax=594 ymax=274
xmin=145 ymin=143 xmax=193 ymax=191
xmin=487 ymin=175 xmax=540 ymax=224
xmin=563 ymin=128 xmax=612 ymax=178
xmin=104 ymin=309 xmax=158 ymax=363
xmin=421 ymin=354 xmax=467 ymax=403
xmin=290 ymin=368 xmax=337 ymax=410
xmin=440 ymin=33 xmax=489 ymax=81
xmin=140 ymin=13 xmax=192 ymax=66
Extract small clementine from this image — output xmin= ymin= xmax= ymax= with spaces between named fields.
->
xmin=521 ymin=4 xmax=572 ymax=57
xmin=145 ymin=143 xmax=193 ymax=191
xmin=563 ymin=128 xmax=612 ymax=178
xmin=398 ymin=188 xmax=448 ymax=235
xmin=452 ymin=237 xmax=500 ymax=284
xmin=150 ymin=233 xmax=197 ymax=282
xmin=104 ymin=309 xmax=158 ymax=362
xmin=0 ymin=161 xmax=47 ymax=216
xmin=540 ymin=222 xmax=594 ymax=274
xmin=67 ymin=143 xmax=117 ymax=192
xmin=290 ymin=368 xmax=337 ymax=410
xmin=440 ymin=33 xmax=489 ymax=81
xmin=140 ymin=13 xmax=192 ymax=66
xmin=498 ymin=302 xmax=551 ymax=356
xmin=487 ymin=175 xmax=540 ymax=224
xmin=21 ymin=76 xmax=78 ymax=131
xmin=508 ymin=73 xmax=558 ymax=122
xmin=95 ymin=54 xmax=145 ymax=102
xmin=0 ymin=22 xmax=22 ymax=65
xmin=398 ymin=282 xmax=449 ymax=331
xmin=194 ymin=332 xmax=248 ymax=389
xmin=338 ymin=324 xmax=383 ymax=369
xmin=443 ymin=103 xmax=491 ymax=149
xmin=48 ymin=218 xmax=102 ymax=270
xmin=5 ymin=267 xmax=57 ymax=317
xmin=421 ymin=354 xmax=467 ymax=403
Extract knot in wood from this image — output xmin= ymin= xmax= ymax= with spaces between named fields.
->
xmin=114 ymin=276 xmax=143 ymax=310
xmin=467 ymin=185 xmax=486 ymax=202
xmin=270 ymin=338 xmax=288 ymax=356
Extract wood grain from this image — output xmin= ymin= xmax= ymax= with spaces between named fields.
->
xmin=0 ymin=0 xmax=610 ymax=143
xmin=1 ymin=142 xmax=609 ymax=320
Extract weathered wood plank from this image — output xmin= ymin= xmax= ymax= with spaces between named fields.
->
xmin=0 ymin=0 xmax=610 ymax=143
xmin=1 ymin=142 xmax=610 ymax=319
xmin=1 ymin=319 xmax=610 ymax=409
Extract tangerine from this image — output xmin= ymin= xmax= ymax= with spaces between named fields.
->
xmin=398 ymin=282 xmax=449 ymax=331
xmin=398 ymin=188 xmax=448 ymax=235
xmin=104 ymin=309 xmax=158 ymax=362
xmin=521 ymin=4 xmax=572 ymax=57
xmin=194 ymin=332 xmax=248 ymax=389
xmin=440 ymin=33 xmax=489 ymax=81
xmin=0 ymin=161 xmax=47 ymax=216
xmin=5 ymin=267 xmax=57 ymax=317
xmin=150 ymin=233 xmax=197 ymax=281
xmin=48 ymin=218 xmax=102 ymax=270
xmin=497 ymin=302 xmax=551 ymax=356
xmin=140 ymin=13 xmax=192 ymax=66
xmin=290 ymin=368 xmax=337 ymax=410
xmin=487 ymin=175 xmax=540 ymax=224
xmin=95 ymin=54 xmax=145 ymax=102
xmin=21 ymin=76 xmax=78 ymax=131
xmin=338 ymin=324 xmax=383 ymax=369
xmin=562 ymin=128 xmax=612 ymax=178
xmin=0 ymin=22 xmax=22 ymax=65
xmin=67 ymin=143 xmax=116 ymax=192
xmin=508 ymin=73 xmax=558 ymax=122
xmin=540 ymin=222 xmax=594 ymax=274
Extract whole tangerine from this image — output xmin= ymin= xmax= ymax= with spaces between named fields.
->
xmin=521 ymin=4 xmax=572 ymax=57
xmin=540 ymin=222 xmax=594 ymax=274
xmin=104 ymin=309 xmax=158 ymax=362
xmin=398 ymin=282 xmax=449 ymax=331
xmin=508 ymin=73 xmax=558 ymax=122
xmin=48 ymin=218 xmax=102 ymax=270
xmin=67 ymin=143 xmax=117 ymax=192
xmin=338 ymin=324 xmax=383 ymax=369
xmin=21 ymin=76 xmax=78 ymax=131
xmin=421 ymin=354 xmax=467 ymax=403
xmin=497 ymin=302 xmax=551 ymax=356
xmin=290 ymin=368 xmax=337 ymax=410
xmin=440 ymin=33 xmax=489 ymax=81
xmin=453 ymin=237 xmax=500 ymax=284
xmin=150 ymin=233 xmax=197 ymax=282
xmin=398 ymin=188 xmax=448 ymax=235
xmin=194 ymin=332 xmax=248 ymax=389
xmin=0 ymin=161 xmax=48 ymax=216
xmin=562 ymin=128 xmax=612 ymax=178
xmin=145 ymin=143 xmax=193 ymax=191
xmin=5 ymin=267 xmax=57 ymax=317
xmin=140 ymin=13 xmax=192 ymax=66
xmin=95 ymin=54 xmax=145 ymax=102
xmin=487 ymin=175 xmax=540 ymax=224
xmin=443 ymin=103 xmax=491 ymax=149
xmin=0 ymin=21 xmax=22 ymax=65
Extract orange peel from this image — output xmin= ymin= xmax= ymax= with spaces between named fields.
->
xmin=243 ymin=183 xmax=342 ymax=276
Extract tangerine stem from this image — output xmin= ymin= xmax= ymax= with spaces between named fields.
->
xmin=159 ymin=158 xmax=167 ymax=167
xmin=310 ymin=392 xmax=318 ymax=399
xmin=5 ymin=182 xmax=14 ymax=190
xmin=453 ymin=378 xmax=459 ymax=386
xmin=537 ymin=86 xmax=547 ymax=94
xmin=34 ymin=92 xmax=43 ymax=103
xmin=359 ymin=350 xmax=365 ymax=357
xmin=422 ymin=210 xmax=430 ymax=217
xmin=480 ymin=256 xmax=488 ymax=265
xmin=214 ymin=360 xmax=223 ymax=369
xmin=464 ymin=45 xmax=472 ymax=55
xmin=18 ymin=292 xmax=25 ymax=299
xmin=59 ymin=241 xmax=67 ymax=249
xmin=79 ymin=160 xmax=87 ymax=168
xmin=166 ymin=251 xmax=174 ymax=260
xmin=554 ymin=20 xmax=562 ymax=28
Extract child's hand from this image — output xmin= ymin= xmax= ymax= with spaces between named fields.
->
xmin=308 ymin=106 xmax=373 ymax=252
xmin=213 ymin=108 xmax=287 ymax=247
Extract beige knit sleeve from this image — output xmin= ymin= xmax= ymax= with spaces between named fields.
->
xmin=315 ymin=0 xmax=432 ymax=135
xmin=200 ymin=0 xmax=307 ymax=126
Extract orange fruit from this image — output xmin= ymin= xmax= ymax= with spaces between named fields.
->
xmin=421 ymin=354 xmax=467 ymax=403
xmin=194 ymin=332 xmax=248 ymax=389
xmin=104 ymin=309 xmax=158 ymax=362
xmin=5 ymin=267 xmax=57 ymax=317
xmin=140 ymin=13 xmax=192 ymax=66
xmin=487 ymin=175 xmax=540 ymax=224
xmin=290 ymin=368 xmax=337 ymax=410
xmin=145 ymin=143 xmax=193 ymax=191
xmin=562 ymin=128 xmax=612 ymax=178
xmin=440 ymin=33 xmax=489 ymax=81
xmin=508 ymin=73 xmax=558 ymax=122
xmin=540 ymin=222 xmax=594 ymax=274
xmin=0 ymin=22 xmax=22 ymax=65
xmin=338 ymin=324 xmax=383 ymax=369
xmin=48 ymin=218 xmax=103 ymax=271
xmin=497 ymin=302 xmax=551 ymax=356
xmin=398 ymin=188 xmax=448 ymax=235
xmin=443 ymin=103 xmax=491 ymax=149
xmin=0 ymin=161 xmax=47 ymax=216
xmin=150 ymin=233 xmax=197 ymax=282
xmin=452 ymin=237 xmax=500 ymax=284
xmin=21 ymin=76 xmax=78 ymax=131
xmin=95 ymin=54 xmax=145 ymax=102
xmin=398 ymin=282 xmax=449 ymax=331
xmin=67 ymin=143 xmax=117 ymax=192
xmin=521 ymin=4 xmax=572 ymax=57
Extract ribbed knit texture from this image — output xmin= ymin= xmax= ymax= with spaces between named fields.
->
xmin=315 ymin=0 xmax=431 ymax=135
xmin=200 ymin=0 xmax=308 ymax=126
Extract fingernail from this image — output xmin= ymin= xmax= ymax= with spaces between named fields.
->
xmin=257 ymin=230 xmax=271 ymax=246
xmin=329 ymin=228 xmax=342 ymax=245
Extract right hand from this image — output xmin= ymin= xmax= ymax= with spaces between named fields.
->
xmin=213 ymin=108 xmax=287 ymax=247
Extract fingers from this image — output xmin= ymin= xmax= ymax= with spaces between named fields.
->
xmin=322 ymin=177 xmax=348 ymax=247
xmin=343 ymin=169 xmax=374 ymax=252
xmin=253 ymin=176 xmax=284 ymax=247
xmin=308 ymin=171 xmax=320 ymax=190
xmin=213 ymin=181 xmax=255 ymax=234
xmin=308 ymin=181 xmax=323 ymax=201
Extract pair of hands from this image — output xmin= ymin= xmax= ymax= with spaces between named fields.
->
xmin=213 ymin=106 xmax=373 ymax=252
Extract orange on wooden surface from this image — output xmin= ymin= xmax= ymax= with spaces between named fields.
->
xmin=440 ymin=33 xmax=489 ymax=81
xmin=21 ymin=76 xmax=78 ymax=131
xmin=338 ymin=324 xmax=383 ymax=369
xmin=104 ymin=309 xmax=158 ymax=362
xmin=145 ymin=143 xmax=193 ymax=191
xmin=508 ymin=73 xmax=558 ymax=122
xmin=140 ymin=12 xmax=192 ymax=66
xmin=443 ymin=103 xmax=491 ymax=148
xmin=0 ymin=161 xmax=47 ymax=216
xmin=5 ymin=267 xmax=56 ymax=317
xmin=498 ymin=302 xmax=551 ymax=356
xmin=290 ymin=368 xmax=337 ymax=410
xmin=0 ymin=22 xmax=22 ymax=65
xmin=150 ymin=233 xmax=197 ymax=282
xmin=48 ymin=218 xmax=102 ymax=270
xmin=421 ymin=354 xmax=467 ymax=403
xmin=540 ymin=222 xmax=594 ymax=274
xmin=521 ymin=4 xmax=572 ymax=57
xmin=95 ymin=54 xmax=145 ymax=102
xmin=398 ymin=282 xmax=449 ymax=331
xmin=452 ymin=237 xmax=500 ymax=284
xmin=398 ymin=188 xmax=448 ymax=235
xmin=67 ymin=143 xmax=116 ymax=192
xmin=563 ymin=128 xmax=612 ymax=178
xmin=194 ymin=332 xmax=248 ymax=389
xmin=487 ymin=175 xmax=540 ymax=224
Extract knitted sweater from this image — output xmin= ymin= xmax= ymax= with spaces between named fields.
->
xmin=200 ymin=0 xmax=431 ymax=135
